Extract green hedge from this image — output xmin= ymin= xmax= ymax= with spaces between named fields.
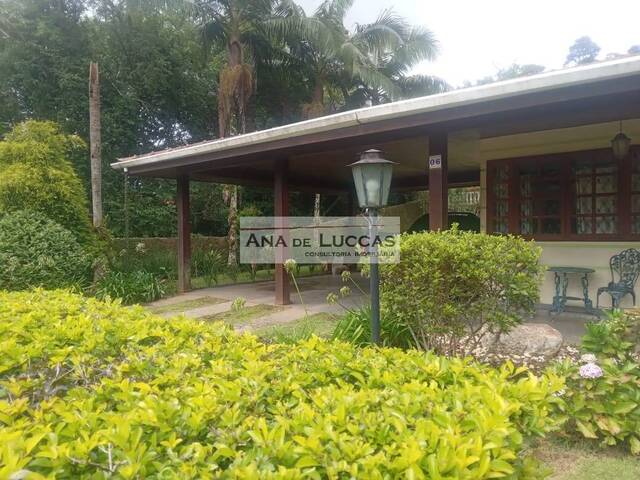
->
xmin=0 ymin=210 xmax=92 ymax=291
xmin=0 ymin=291 xmax=564 ymax=478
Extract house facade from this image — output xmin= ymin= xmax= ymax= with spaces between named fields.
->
xmin=113 ymin=57 xmax=640 ymax=307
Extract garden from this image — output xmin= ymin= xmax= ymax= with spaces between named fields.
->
xmin=2 ymin=0 xmax=640 ymax=477
xmin=1 ymin=121 xmax=639 ymax=476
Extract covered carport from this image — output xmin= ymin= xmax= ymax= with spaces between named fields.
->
xmin=112 ymin=56 xmax=640 ymax=306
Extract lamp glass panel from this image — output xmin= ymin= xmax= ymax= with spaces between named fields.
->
xmin=351 ymin=166 xmax=365 ymax=208
xmin=364 ymin=170 xmax=382 ymax=207
xmin=380 ymin=164 xmax=393 ymax=207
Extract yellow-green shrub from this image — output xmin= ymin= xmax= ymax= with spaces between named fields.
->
xmin=0 ymin=290 xmax=564 ymax=479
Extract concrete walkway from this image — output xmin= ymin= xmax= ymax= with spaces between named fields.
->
xmin=148 ymin=273 xmax=600 ymax=342
xmin=147 ymin=273 xmax=367 ymax=331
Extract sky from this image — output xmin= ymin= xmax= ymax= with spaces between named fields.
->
xmin=296 ymin=0 xmax=640 ymax=87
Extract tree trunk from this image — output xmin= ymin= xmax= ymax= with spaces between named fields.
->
xmin=89 ymin=62 xmax=102 ymax=228
xmin=226 ymin=185 xmax=238 ymax=266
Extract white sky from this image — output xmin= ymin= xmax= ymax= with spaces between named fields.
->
xmin=296 ymin=0 xmax=640 ymax=87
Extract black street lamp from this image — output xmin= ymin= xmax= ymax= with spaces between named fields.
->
xmin=349 ymin=149 xmax=395 ymax=344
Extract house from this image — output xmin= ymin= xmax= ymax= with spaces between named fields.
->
xmin=112 ymin=56 xmax=640 ymax=308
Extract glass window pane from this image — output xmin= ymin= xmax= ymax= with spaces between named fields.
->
xmin=595 ymin=216 xmax=616 ymax=234
xmin=632 ymin=194 xmax=640 ymax=214
xmin=574 ymin=217 xmax=593 ymax=235
xmin=520 ymin=176 xmax=531 ymax=196
xmin=495 ymin=219 xmax=508 ymax=234
xmin=595 ymin=163 xmax=616 ymax=174
xmin=633 ymin=216 xmax=640 ymax=234
xmin=595 ymin=196 xmax=616 ymax=214
xmin=496 ymin=200 xmax=508 ymax=217
xmin=541 ymin=218 xmax=561 ymax=234
xmin=521 ymin=219 xmax=534 ymax=235
xmin=540 ymin=198 xmax=560 ymax=216
xmin=576 ymin=197 xmax=592 ymax=214
xmin=595 ymin=175 xmax=616 ymax=193
xmin=574 ymin=161 xmax=592 ymax=175
xmin=576 ymin=177 xmax=592 ymax=195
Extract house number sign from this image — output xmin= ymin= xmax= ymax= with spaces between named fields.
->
xmin=428 ymin=154 xmax=442 ymax=169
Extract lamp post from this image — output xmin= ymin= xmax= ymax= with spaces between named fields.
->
xmin=349 ymin=149 xmax=395 ymax=344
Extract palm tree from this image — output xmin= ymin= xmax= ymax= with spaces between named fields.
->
xmin=270 ymin=1 xmax=445 ymax=117
xmin=270 ymin=1 xmax=445 ymax=220
xmin=199 ymin=0 xmax=276 ymax=265
xmin=344 ymin=12 xmax=449 ymax=107
xmin=270 ymin=0 xmax=395 ymax=118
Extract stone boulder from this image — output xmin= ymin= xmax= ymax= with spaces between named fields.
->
xmin=493 ymin=323 xmax=563 ymax=357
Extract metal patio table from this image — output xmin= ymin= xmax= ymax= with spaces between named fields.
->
xmin=548 ymin=266 xmax=599 ymax=317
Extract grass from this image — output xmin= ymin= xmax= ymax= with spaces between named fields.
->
xmin=147 ymin=296 xmax=227 ymax=314
xmin=202 ymin=304 xmax=283 ymax=325
xmin=255 ymin=312 xmax=339 ymax=342
xmin=534 ymin=438 xmax=640 ymax=479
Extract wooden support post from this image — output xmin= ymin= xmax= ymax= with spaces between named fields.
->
xmin=274 ymin=159 xmax=291 ymax=305
xmin=177 ymin=175 xmax=191 ymax=293
xmin=428 ymin=132 xmax=448 ymax=230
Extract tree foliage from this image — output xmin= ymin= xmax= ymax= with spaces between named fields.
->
xmin=565 ymin=36 xmax=601 ymax=66
xmin=0 ymin=120 xmax=95 ymax=245
xmin=0 ymin=0 xmax=444 ymax=238
xmin=0 ymin=210 xmax=92 ymax=290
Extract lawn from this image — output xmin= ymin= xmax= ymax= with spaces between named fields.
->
xmin=202 ymin=304 xmax=284 ymax=325
xmin=535 ymin=439 xmax=640 ymax=479
xmin=147 ymin=296 xmax=227 ymax=314
xmin=255 ymin=312 xmax=338 ymax=341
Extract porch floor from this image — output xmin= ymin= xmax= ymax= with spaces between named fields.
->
xmin=148 ymin=274 xmax=598 ymax=343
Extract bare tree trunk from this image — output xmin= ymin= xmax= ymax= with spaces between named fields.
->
xmin=89 ymin=62 xmax=102 ymax=228
xmin=226 ymin=185 xmax=238 ymax=265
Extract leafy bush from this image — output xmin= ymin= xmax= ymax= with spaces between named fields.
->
xmin=551 ymin=312 xmax=640 ymax=454
xmin=0 ymin=210 xmax=92 ymax=290
xmin=380 ymin=228 xmax=543 ymax=355
xmin=94 ymin=270 xmax=165 ymax=305
xmin=0 ymin=121 xmax=94 ymax=246
xmin=110 ymin=243 xmax=178 ymax=280
xmin=0 ymin=290 xmax=564 ymax=478
xmin=580 ymin=310 xmax=640 ymax=360
xmin=192 ymin=247 xmax=226 ymax=285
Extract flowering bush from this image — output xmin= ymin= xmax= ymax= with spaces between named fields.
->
xmin=550 ymin=312 xmax=640 ymax=454
xmin=1 ymin=290 xmax=564 ymax=478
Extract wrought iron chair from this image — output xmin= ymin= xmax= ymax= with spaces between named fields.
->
xmin=597 ymin=248 xmax=640 ymax=309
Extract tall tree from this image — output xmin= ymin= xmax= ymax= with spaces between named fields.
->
xmin=270 ymin=0 xmax=409 ymax=118
xmin=565 ymin=36 xmax=600 ymax=66
xmin=343 ymin=9 xmax=447 ymax=108
xmin=200 ymin=0 xmax=275 ymax=265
